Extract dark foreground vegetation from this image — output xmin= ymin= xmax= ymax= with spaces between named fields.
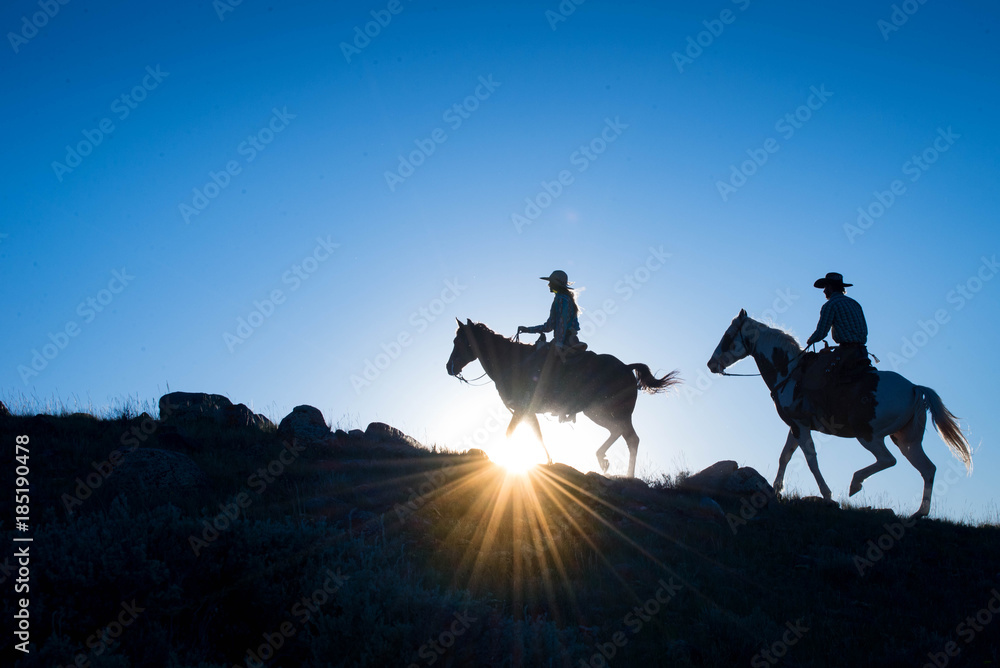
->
xmin=2 ymin=402 xmax=998 ymax=668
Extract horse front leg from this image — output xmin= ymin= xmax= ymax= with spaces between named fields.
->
xmin=522 ymin=413 xmax=551 ymax=465
xmin=799 ymin=431 xmax=833 ymax=501
xmin=505 ymin=410 xmax=523 ymax=437
xmin=773 ymin=429 xmax=798 ymax=497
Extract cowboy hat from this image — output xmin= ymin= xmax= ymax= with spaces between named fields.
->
xmin=813 ymin=272 xmax=853 ymax=289
xmin=539 ymin=270 xmax=571 ymax=288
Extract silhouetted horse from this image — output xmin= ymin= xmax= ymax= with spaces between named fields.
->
xmin=708 ymin=309 xmax=972 ymax=518
xmin=447 ymin=319 xmax=679 ymax=477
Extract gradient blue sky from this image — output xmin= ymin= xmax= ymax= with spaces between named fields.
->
xmin=3 ymin=0 xmax=998 ymax=522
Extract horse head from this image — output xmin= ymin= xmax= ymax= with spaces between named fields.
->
xmin=707 ymin=308 xmax=757 ymax=374
xmin=446 ymin=318 xmax=480 ymax=377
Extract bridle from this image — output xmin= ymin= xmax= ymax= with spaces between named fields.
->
xmin=719 ymin=315 xmax=762 ymax=377
xmin=449 ymin=329 xmax=492 ymax=386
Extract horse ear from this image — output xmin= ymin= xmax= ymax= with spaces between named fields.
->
xmin=466 ymin=318 xmax=473 ymax=326
xmin=739 ymin=308 xmax=747 ymax=318
xmin=456 ymin=318 xmax=462 ymax=326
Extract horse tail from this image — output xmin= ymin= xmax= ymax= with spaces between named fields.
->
xmin=917 ymin=385 xmax=973 ymax=473
xmin=628 ymin=364 xmax=681 ymax=395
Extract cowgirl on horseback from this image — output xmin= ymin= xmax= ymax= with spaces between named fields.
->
xmin=517 ymin=270 xmax=585 ymax=353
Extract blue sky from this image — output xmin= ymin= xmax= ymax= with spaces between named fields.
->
xmin=3 ymin=0 xmax=998 ymax=522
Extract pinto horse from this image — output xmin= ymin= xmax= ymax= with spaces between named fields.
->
xmin=707 ymin=309 xmax=972 ymax=518
xmin=446 ymin=319 xmax=679 ymax=477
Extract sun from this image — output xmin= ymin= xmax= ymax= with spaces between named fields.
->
xmin=488 ymin=424 xmax=547 ymax=475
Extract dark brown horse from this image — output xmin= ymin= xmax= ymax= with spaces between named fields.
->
xmin=446 ymin=319 xmax=679 ymax=476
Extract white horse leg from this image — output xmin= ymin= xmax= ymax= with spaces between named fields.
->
xmin=799 ymin=432 xmax=833 ymax=501
xmin=773 ymin=429 xmax=799 ymax=497
xmin=849 ymin=437 xmax=897 ymax=497
xmin=893 ymin=411 xmax=935 ymax=518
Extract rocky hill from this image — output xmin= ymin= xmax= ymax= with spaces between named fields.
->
xmin=2 ymin=392 xmax=998 ymax=667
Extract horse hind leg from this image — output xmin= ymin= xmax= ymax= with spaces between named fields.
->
xmin=594 ymin=428 xmax=622 ymax=474
xmin=893 ymin=411 xmax=935 ymax=518
xmin=622 ymin=420 xmax=640 ymax=478
xmin=849 ymin=436 xmax=897 ymax=497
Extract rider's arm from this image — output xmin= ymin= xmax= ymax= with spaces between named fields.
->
xmin=520 ymin=299 xmax=558 ymax=334
xmin=806 ymin=302 xmax=834 ymax=346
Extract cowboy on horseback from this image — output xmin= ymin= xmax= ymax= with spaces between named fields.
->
xmin=805 ymin=272 xmax=872 ymax=378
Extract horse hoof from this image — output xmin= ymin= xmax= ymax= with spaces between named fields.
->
xmin=598 ymin=458 xmax=609 ymax=473
xmin=849 ymin=482 xmax=862 ymax=496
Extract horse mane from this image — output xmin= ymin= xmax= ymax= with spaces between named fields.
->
xmin=748 ymin=317 xmax=803 ymax=354
xmin=466 ymin=321 xmax=534 ymax=351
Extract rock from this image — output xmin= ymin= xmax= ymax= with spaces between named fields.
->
xmin=680 ymin=461 xmax=774 ymax=508
xmin=156 ymin=424 xmax=203 ymax=453
xmin=679 ymin=460 xmax=739 ymax=494
xmin=585 ymin=471 xmax=616 ymax=491
xmin=111 ymin=448 xmax=208 ymax=498
xmin=364 ymin=422 xmax=423 ymax=455
xmin=699 ymin=496 xmax=726 ymax=517
xmin=278 ymin=405 xmax=335 ymax=449
xmin=724 ymin=466 xmax=775 ymax=499
xmin=159 ymin=392 xmax=273 ymax=431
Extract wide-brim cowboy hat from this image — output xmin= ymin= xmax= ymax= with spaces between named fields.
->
xmin=539 ymin=270 xmax=572 ymax=288
xmin=814 ymin=272 xmax=853 ymax=289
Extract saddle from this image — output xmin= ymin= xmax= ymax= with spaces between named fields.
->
xmin=520 ymin=341 xmax=597 ymax=421
xmin=789 ymin=346 xmax=878 ymax=439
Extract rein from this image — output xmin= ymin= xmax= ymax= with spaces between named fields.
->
xmin=455 ymin=371 xmax=491 ymax=386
